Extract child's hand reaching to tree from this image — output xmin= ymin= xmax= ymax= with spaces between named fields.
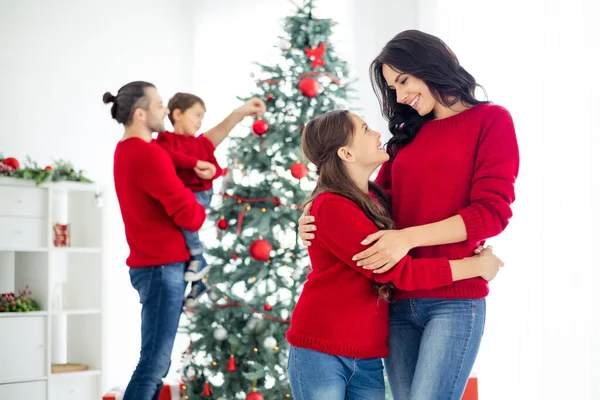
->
xmin=234 ymin=98 xmax=267 ymax=118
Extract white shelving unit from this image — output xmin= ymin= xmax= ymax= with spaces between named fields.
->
xmin=0 ymin=177 xmax=104 ymax=400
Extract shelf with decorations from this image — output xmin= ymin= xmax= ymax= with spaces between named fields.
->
xmin=0 ymin=165 xmax=104 ymax=400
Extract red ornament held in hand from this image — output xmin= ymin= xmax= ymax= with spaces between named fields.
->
xmin=290 ymin=163 xmax=308 ymax=179
xmin=250 ymin=239 xmax=272 ymax=261
xmin=252 ymin=119 xmax=269 ymax=135
xmin=298 ymin=77 xmax=320 ymax=98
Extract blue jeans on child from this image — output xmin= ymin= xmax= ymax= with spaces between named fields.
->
xmin=384 ymin=298 xmax=486 ymax=400
xmin=287 ymin=346 xmax=386 ymax=400
xmin=181 ymin=188 xmax=213 ymax=264
xmin=124 ymin=262 xmax=186 ymax=400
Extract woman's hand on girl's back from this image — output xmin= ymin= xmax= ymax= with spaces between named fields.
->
xmin=298 ymin=202 xmax=316 ymax=246
xmin=353 ymin=230 xmax=414 ymax=274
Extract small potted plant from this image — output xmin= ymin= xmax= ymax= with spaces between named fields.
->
xmin=0 ymin=286 xmax=41 ymax=312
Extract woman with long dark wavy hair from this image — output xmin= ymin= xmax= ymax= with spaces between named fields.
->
xmin=298 ymin=30 xmax=519 ymax=399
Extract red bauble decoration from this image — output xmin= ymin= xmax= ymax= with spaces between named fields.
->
xmin=203 ymin=382 xmax=212 ymax=396
xmin=217 ymin=218 xmax=228 ymax=230
xmin=263 ymin=304 xmax=273 ymax=312
xmin=227 ymin=355 xmax=237 ymax=372
xmin=272 ymin=197 xmax=281 ymax=207
xmin=2 ymin=157 xmax=19 ymax=169
xmin=266 ymin=94 xmax=274 ymax=102
xmin=290 ymin=163 xmax=308 ymax=179
xmin=250 ymin=239 xmax=272 ymax=261
xmin=44 ymin=165 xmax=52 ymax=171
xmin=246 ymin=391 xmax=265 ymax=400
xmin=298 ymin=77 xmax=320 ymax=98
xmin=232 ymin=254 xmax=239 ymax=261
xmin=252 ymin=119 xmax=269 ymax=135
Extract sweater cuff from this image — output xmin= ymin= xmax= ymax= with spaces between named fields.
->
xmin=458 ymin=206 xmax=485 ymax=242
xmin=437 ymin=259 xmax=453 ymax=287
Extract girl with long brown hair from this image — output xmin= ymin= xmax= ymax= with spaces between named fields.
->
xmin=286 ymin=109 xmax=502 ymax=400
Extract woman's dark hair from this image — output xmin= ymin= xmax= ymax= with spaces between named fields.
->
xmin=167 ymin=92 xmax=206 ymax=126
xmin=370 ymin=30 xmax=489 ymax=159
xmin=302 ymin=110 xmax=396 ymax=301
xmin=103 ymin=81 xmax=155 ymax=126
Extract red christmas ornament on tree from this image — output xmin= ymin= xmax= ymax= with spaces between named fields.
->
xmin=266 ymin=93 xmax=274 ymax=102
xmin=2 ymin=157 xmax=19 ymax=169
xmin=298 ymin=77 xmax=320 ymax=98
xmin=252 ymin=119 xmax=269 ymax=135
xmin=250 ymin=239 xmax=272 ymax=261
xmin=272 ymin=197 xmax=281 ymax=207
xmin=290 ymin=162 xmax=308 ymax=179
xmin=44 ymin=165 xmax=52 ymax=171
xmin=246 ymin=391 xmax=264 ymax=400
xmin=217 ymin=218 xmax=228 ymax=230
xmin=232 ymin=253 xmax=239 ymax=261
xmin=227 ymin=355 xmax=237 ymax=372
xmin=263 ymin=304 xmax=273 ymax=312
xmin=203 ymin=382 xmax=212 ymax=397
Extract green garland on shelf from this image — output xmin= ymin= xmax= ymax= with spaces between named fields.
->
xmin=0 ymin=153 xmax=92 ymax=185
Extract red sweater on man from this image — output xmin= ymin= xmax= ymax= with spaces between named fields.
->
xmin=286 ymin=192 xmax=454 ymax=359
xmin=155 ymin=131 xmax=222 ymax=192
xmin=113 ymin=138 xmax=206 ymax=267
xmin=375 ymin=104 xmax=519 ymax=300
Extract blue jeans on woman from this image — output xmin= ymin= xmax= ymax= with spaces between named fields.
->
xmin=287 ymin=346 xmax=385 ymax=400
xmin=124 ymin=262 xmax=187 ymax=400
xmin=384 ymin=298 xmax=486 ymax=400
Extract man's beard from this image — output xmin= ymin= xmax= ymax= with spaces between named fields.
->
xmin=148 ymin=118 xmax=164 ymax=133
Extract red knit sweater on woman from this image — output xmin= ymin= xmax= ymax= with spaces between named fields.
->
xmin=375 ymin=104 xmax=519 ymax=300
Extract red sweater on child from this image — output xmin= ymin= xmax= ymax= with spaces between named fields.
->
xmin=375 ymin=104 xmax=519 ymax=300
xmin=113 ymin=138 xmax=206 ymax=268
xmin=155 ymin=131 xmax=222 ymax=192
xmin=286 ymin=192 xmax=454 ymax=359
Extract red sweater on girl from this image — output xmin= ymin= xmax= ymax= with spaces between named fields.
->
xmin=286 ymin=192 xmax=454 ymax=358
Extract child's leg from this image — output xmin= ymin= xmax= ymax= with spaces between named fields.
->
xmin=183 ymin=189 xmax=215 ymax=307
xmin=182 ymin=189 xmax=214 ymax=282
xmin=181 ymin=228 xmax=207 ymax=282
xmin=287 ymin=346 xmax=348 ymax=400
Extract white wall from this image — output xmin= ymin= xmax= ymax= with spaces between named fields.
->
xmin=0 ymin=0 xmax=194 ymax=392
xmin=416 ymin=1 xmax=600 ymax=399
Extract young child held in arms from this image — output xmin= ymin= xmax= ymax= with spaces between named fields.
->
xmin=156 ymin=93 xmax=265 ymax=306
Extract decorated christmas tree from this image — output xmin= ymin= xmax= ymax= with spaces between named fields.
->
xmin=181 ymin=2 xmax=355 ymax=398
